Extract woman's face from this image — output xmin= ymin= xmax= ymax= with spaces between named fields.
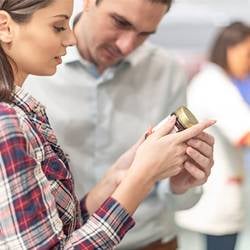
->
xmin=5 ymin=0 xmax=76 ymax=80
xmin=227 ymin=36 xmax=250 ymax=79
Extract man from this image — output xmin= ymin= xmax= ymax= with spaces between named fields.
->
xmin=24 ymin=0 xmax=214 ymax=249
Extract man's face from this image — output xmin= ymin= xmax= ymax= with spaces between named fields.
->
xmin=81 ymin=0 xmax=168 ymax=68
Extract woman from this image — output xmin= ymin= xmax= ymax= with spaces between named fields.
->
xmin=0 ymin=0 xmax=214 ymax=249
xmin=176 ymin=22 xmax=250 ymax=250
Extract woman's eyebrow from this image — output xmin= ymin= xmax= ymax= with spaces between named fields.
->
xmin=52 ymin=14 xmax=69 ymax=20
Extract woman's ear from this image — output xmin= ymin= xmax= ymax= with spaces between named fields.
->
xmin=0 ymin=10 xmax=13 ymax=43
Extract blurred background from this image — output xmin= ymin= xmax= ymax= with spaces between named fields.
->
xmin=73 ymin=1 xmax=250 ymax=249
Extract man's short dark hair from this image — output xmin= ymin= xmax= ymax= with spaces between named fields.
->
xmin=96 ymin=0 xmax=173 ymax=11
xmin=74 ymin=0 xmax=173 ymax=26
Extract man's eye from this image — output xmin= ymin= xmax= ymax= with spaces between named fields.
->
xmin=113 ymin=18 xmax=128 ymax=28
xmin=54 ymin=26 xmax=66 ymax=32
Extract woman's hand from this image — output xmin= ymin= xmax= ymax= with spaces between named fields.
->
xmin=111 ymin=117 xmax=215 ymax=215
xmin=129 ymin=117 xmax=215 ymax=184
xmin=85 ymin=135 xmax=144 ymax=214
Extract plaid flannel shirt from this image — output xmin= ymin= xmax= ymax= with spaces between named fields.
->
xmin=0 ymin=87 xmax=134 ymax=249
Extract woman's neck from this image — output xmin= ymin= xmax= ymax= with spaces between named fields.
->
xmin=14 ymin=70 xmax=27 ymax=87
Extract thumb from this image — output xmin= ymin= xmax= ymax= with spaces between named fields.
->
xmin=153 ymin=115 xmax=176 ymax=139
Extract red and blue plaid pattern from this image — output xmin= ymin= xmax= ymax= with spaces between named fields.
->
xmin=0 ymin=87 xmax=134 ymax=249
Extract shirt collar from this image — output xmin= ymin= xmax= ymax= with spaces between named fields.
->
xmin=12 ymin=85 xmax=46 ymax=118
xmin=63 ymin=46 xmax=84 ymax=64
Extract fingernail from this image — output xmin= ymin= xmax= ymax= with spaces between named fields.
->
xmin=144 ymin=127 xmax=153 ymax=139
xmin=170 ymin=115 xmax=176 ymax=121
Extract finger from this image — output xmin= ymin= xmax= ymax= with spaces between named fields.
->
xmin=194 ymin=132 xmax=215 ymax=146
xmin=187 ymin=138 xmax=213 ymax=158
xmin=175 ymin=120 xmax=216 ymax=143
xmin=144 ymin=126 xmax=153 ymax=139
xmin=184 ymin=161 xmax=207 ymax=181
xmin=153 ymin=115 xmax=176 ymax=139
xmin=135 ymin=133 xmax=147 ymax=148
xmin=159 ymin=166 xmax=183 ymax=179
xmin=186 ymin=147 xmax=212 ymax=169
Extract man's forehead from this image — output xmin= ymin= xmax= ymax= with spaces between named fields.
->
xmin=96 ymin=0 xmax=169 ymax=10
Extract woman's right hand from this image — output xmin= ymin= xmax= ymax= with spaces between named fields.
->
xmin=130 ymin=116 xmax=215 ymax=184
xmin=129 ymin=116 xmax=185 ymax=183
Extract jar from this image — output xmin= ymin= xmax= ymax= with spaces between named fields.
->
xmin=152 ymin=106 xmax=198 ymax=134
xmin=172 ymin=106 xmax=198 ymax=132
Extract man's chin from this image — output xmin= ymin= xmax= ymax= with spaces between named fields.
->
xmin=100 ymin=58 xmax=121 ymax=68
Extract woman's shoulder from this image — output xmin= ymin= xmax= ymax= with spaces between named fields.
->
xmin=0 ymin=102 xmax=28 ymax=132
xmin=0 ymin=102 xmax=16 ymax=115
xmin=0 ymin=102 xmax=19 ymax=122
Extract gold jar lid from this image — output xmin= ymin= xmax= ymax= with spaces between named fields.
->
xmin=175 ymin=106 xmax=198 ymax=129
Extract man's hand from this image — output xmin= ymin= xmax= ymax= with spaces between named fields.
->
xmin=170 ymin=132 xmax=214 ymax=194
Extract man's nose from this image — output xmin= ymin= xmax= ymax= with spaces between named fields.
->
xmin=115 ymin=32 xmax=138 ymax=56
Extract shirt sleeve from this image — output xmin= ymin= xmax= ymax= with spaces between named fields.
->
xmin=0 ymin=107 xmax=134 ymax=250
xmin=156 ymin=180 xmax=202 ymax=211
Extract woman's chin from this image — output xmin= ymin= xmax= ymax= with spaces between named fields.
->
xmin=31 ymin=67 xmax=57 ymax=77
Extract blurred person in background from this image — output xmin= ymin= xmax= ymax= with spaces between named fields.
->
xmin=23 ymin=0 xmax=215 ymax=249
xmin=233 ymin=76 xmax=250 ymax=105
xmin=176 ymin=21 xmax=250 ymax=250
xmin=232 ymin=31 xmax=250 ymax=179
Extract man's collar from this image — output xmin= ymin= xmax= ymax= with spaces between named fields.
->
xmin=63 ymin=46 xmax=84 ymax=64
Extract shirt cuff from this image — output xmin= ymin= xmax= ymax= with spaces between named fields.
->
xmin=93 ymin=197 xmax=135 ymax=241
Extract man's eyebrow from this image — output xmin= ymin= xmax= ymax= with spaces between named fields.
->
xmin=52 ymin=14 xmax=70 ymax=19
xmin=111 ymin=13 xmax=156 ymax=35
xmin=112 ymin=13 xmax=133 ymax=26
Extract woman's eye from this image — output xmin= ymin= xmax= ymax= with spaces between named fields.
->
xmin=54 ymin=26 xmax=66 ymax=32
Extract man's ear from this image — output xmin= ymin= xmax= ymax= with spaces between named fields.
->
xmin=0 ymin=10 xmax=13 ymax=43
